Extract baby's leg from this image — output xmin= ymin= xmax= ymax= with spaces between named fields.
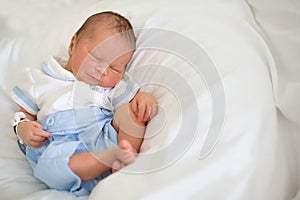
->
xmin=68 ymin=140 xmax=136 ymax=181
xmin=115 ymin=139 xmax=137 ymax=164
xmin=111 ymin=103 xmax=146 ymax=172
xmin=112 ymin=103 xmax=146 ymax=153
xmin=68 ymin=103 xmax=144 ymax=181
xmin=112 ymin=139 xmax=137 ymax=172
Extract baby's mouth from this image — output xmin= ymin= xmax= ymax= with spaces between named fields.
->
xmin=88 ymin=74 xmax=101 ymax=84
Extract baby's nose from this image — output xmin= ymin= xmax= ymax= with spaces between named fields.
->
xmin=96 ymin=65 xmax=108 ymax=75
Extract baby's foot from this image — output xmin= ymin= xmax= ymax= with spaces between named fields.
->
xmin=114 ymin=140 xmax=137 ymax=168
xmin=111 ymin=160 xmax=125 ymax=173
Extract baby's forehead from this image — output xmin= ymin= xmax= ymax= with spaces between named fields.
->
xmin=91 ymin=28 xmax=134 ymax=48
xmin=90 ymin=35 xmax=134 ymax=62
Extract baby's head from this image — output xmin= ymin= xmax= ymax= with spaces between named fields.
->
xmin=65 ymin=11 xmax=136 ymax=87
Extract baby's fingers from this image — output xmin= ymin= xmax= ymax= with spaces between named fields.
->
xmin=31 ymin=134 xmax=48 ymax=142
xmin=31 ymin=121 xmax=44 ymax=129
xmin=35 ymin=129 xmax=52 ymax=138
xmin=130 ymin=99 xmax=138 ymax=116
xmin=140 ymin=103 xmax=158 ymax=122
xmin=29 ymin=139 xmax=47 ymax=148
xmin=149 ymin=103 xmax=158 ymax=120
xmin=33 ymin=129 xmax=52 ymax=138
xmin=137 ymin=103 xmax=146 ymax=122
xmin=32 ymin=122 xmax=52 ymax=138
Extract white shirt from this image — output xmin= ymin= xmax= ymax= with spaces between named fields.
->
xmin=11 ymin=57 xmax=139 ymax=121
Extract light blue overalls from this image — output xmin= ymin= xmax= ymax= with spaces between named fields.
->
xmin=11 ymin=60 xmax=138 ymax=196
xmin=26 ymin=107 xmax=118 ymax=196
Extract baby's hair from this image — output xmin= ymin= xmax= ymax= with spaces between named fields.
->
xmin=75 ymin=11 xmax=136 ymax=49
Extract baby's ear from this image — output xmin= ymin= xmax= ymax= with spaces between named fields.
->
xmin=68 ymin=35 xmax=77 ymax=56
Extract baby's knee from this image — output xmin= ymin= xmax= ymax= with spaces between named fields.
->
xmin=113 ymin=103 xmax=145 ymax=137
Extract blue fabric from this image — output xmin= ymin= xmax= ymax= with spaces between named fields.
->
xmin=112 ymin=78 xmax=137 ymax=107
xmin=12 ymin=86 xmax=39 ymax=112
xmin=26 ymin=107 xmax=118 ymax=196
xmin=41 ymin=62 xmax=75 ymax=82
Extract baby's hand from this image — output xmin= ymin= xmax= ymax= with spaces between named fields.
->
xmin=17 ymin=121 xmax=52 ymax=148
xmin=131 ymin=92 xmax=157 ymax=122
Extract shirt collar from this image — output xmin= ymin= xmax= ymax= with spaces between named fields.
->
xmin=42 ymin=56 xmax=75 ymax=82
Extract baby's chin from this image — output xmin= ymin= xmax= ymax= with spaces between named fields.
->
xmin=98 ymin=78 xmax=120 ymax=88
xmin=93 ymin=80 xmax=115 ymax=88
xmin=97 ymin=83 xmax=115 ymax=88
xmin=80 ymin=75 xmax=118 ymax=88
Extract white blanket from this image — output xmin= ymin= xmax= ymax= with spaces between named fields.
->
xmin=0 ymin=0 xmax=299 ymax=199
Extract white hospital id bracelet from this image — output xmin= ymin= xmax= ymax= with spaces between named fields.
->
xmin=11 ymin=112 xmax=29 ymax=144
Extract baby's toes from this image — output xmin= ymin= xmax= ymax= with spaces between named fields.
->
xmin=122 ymin=152 xmax=136 ymax=164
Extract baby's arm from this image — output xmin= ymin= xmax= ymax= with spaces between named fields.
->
xmin=130 ymin=91 xmax=157 ymax=122
xmin=16 ymin=108 xmax=51 ymax=148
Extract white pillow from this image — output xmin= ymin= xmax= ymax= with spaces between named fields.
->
xmin=246 ymin=0 xmax=300 ymax=127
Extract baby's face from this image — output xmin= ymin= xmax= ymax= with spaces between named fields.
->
xmin=69 ymin=28 xmax=134 ymax=87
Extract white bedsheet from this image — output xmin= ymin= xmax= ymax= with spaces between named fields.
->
xmin=0 ymin=0 xmax=299 ymax=200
